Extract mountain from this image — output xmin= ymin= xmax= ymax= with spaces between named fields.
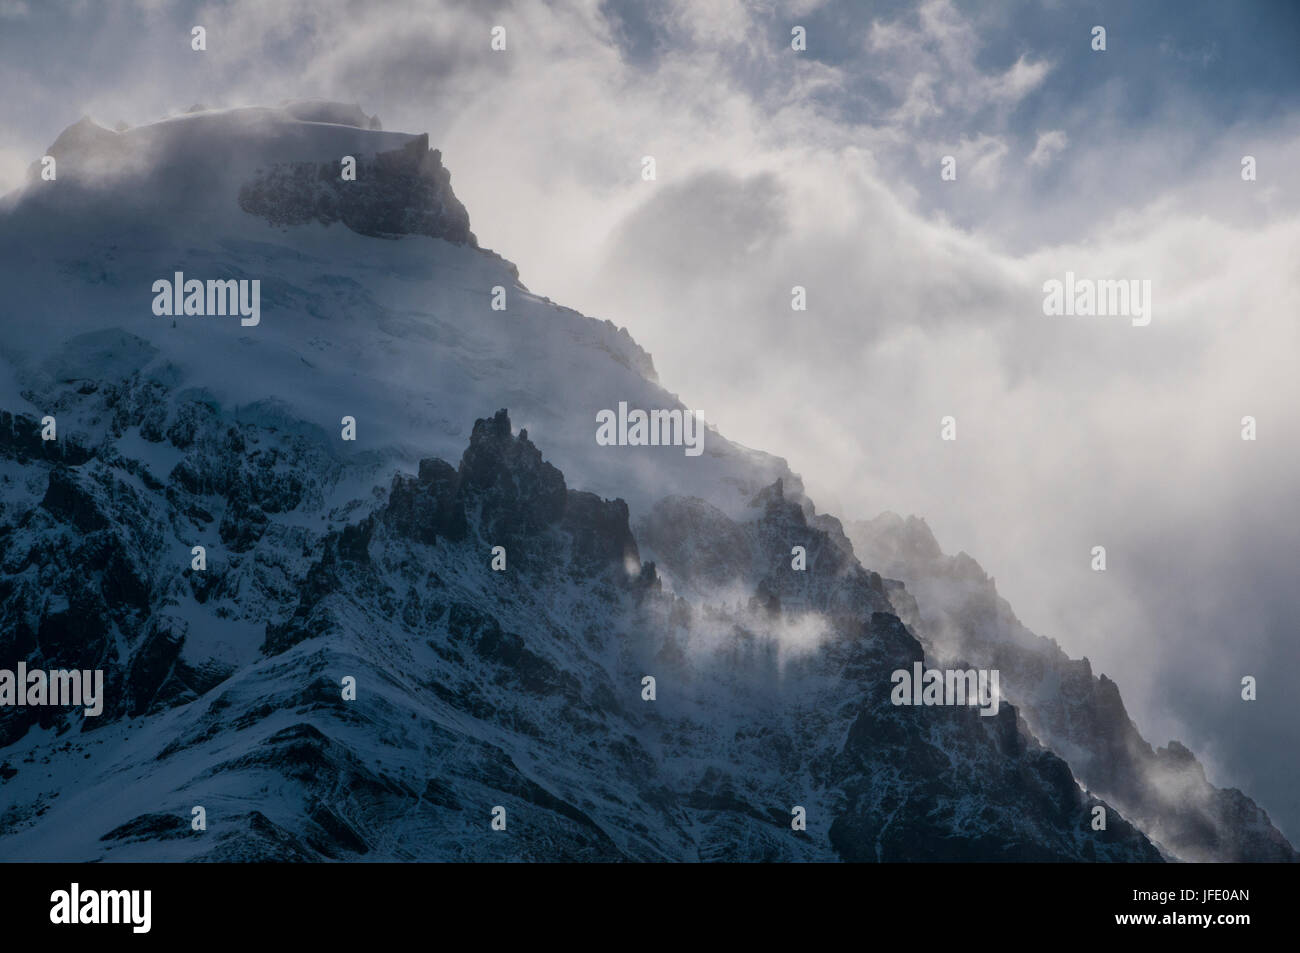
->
xmin=0 ymin=102 xmax=1282 ymax=861
xmin=846 ymin=512 xmax=1298 ymax=862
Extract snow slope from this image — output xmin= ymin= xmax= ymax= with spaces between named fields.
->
xmin=847 ymin=512 xmax=1298 ymax=862
xmin=0 ymin=103 xmax=784 ymax=525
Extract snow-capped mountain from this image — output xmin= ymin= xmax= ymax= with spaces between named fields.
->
xmin=0 ymin=102 xmax=1285 ymax=861
xmin=846 ymin=513 xmax=1297 ymax=862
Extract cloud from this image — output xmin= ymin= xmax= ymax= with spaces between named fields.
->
xmin=1027 ymin=129 xmax=1067 ymax=166
xmin=867 ymin=0 xmax=1052 ymax=124
xmin=0 ymin=146 xmax=30 ymax=195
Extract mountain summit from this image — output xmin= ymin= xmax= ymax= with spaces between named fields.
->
xmin=0 ymin=105 xmax=1288 ymax=861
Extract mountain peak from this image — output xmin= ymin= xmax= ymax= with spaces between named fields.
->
xmin=237 ymin=128 xmax=475 ymax=245
xmin=20 ymin=104 xmax=471 ymax=244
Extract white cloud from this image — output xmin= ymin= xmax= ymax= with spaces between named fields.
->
xmin=1028 ymin=129 xmax=1068 ymax=166
xmin=868 ymin=0 xmax=1052 ymax=122
xmin=0 ymin=146 xmax=30 ymax=195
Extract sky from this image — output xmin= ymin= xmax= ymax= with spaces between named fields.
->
xmin=2 ymin=0 xmax=1299 ymax=842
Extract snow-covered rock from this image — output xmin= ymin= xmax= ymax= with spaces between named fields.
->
xmin=847 ymin=512 xmax=1298 ymax=862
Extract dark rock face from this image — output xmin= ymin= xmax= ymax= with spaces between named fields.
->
xmin=639 ymin=484 xmax=1160 ymax=863
xmin=0 ymin=389 xmax=1167 ymax=861
xmin=456 ymin=410 xmax=570 ymax=543
xmin=272 ymin=410 xmax=637 ymax=658
xmin=0 ymin=373 xmax=336 ymax=745
xmin=0 ymin=411 xmax=93 ymax=467
xmin=846 ymin=512 xmax=1298 ymax=863
xmin=237 ymin=135 xmax=476 ymax=245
